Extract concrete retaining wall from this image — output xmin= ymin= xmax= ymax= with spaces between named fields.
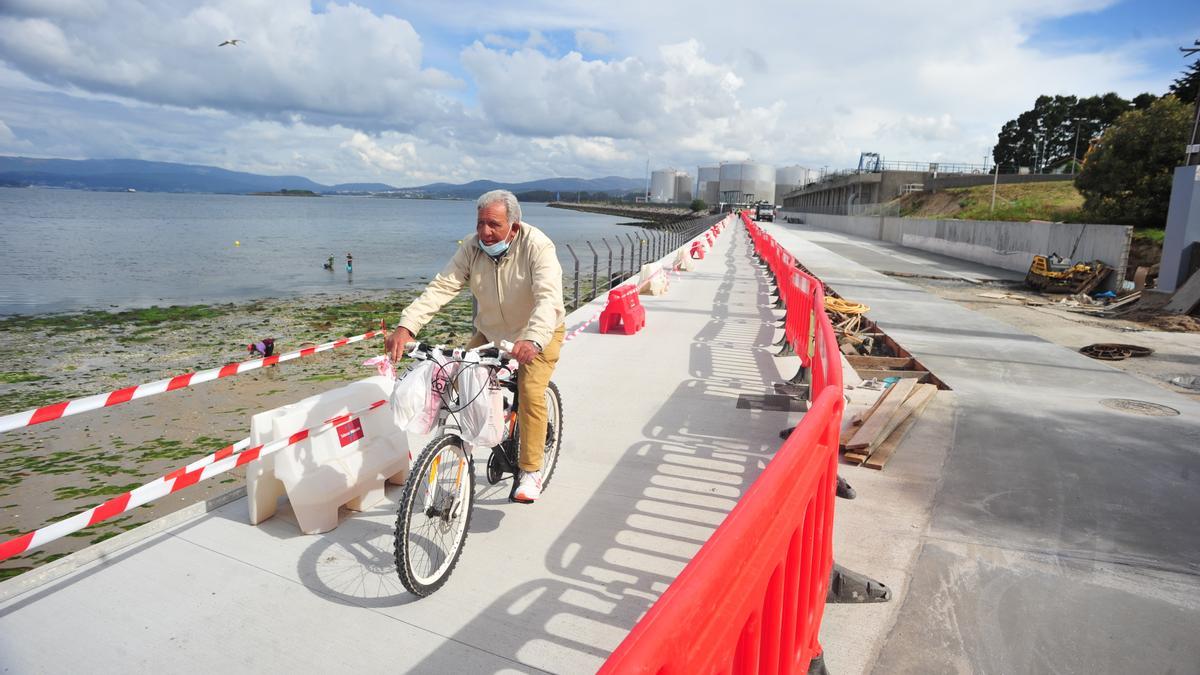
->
xmin=779 ymin=210 xmax=1132 ymax=290
xmin=926 ymin=173 xmax=1072 ymax=191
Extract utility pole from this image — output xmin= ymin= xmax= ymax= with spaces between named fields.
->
xmin=1184 ymin=39 xmax=1200 ymax=166
xmin=644 ymin=157 xmax=650 ymax=202
xmin=990 ymin=158 xmax=1000 ymax=214
xmin=1072 ymin=120 xmax=1082 ymax=175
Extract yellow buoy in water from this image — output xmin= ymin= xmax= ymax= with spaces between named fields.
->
xmin=235 ymin=241 xmax=241 ymax=247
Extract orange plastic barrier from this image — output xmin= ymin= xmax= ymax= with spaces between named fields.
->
xmin=601 ymin=212 xmax=844 ymax=673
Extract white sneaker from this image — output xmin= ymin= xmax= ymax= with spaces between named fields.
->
xmin=513 ymin=470 xmax=542 ymax=503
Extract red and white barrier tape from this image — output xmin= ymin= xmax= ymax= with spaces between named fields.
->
xmin=0 ymin=220 xmax=736 ymax=559
xmin=564 ymin=309 xmax=604 ymax=343
xmin=0 ymin=400 xmax=388 ymax=562
xmin=0 ymin=324 xmax=389 ymax=434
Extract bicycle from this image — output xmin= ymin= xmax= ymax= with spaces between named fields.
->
xmin=392 ymin=341 xmax=564 ymax=597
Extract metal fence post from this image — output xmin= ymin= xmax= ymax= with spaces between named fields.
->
xmin=565 ymin=244 xmax=580 ymax=309
xmin=617 ymin=236 xmax=626 ymax=283
xmin=602 ymin=238 xmax=613 ymax=291
xmin=586 ymin=241 xmax=599 ymax=302
xmin=624 ymin=233 xmax=637 ymax=277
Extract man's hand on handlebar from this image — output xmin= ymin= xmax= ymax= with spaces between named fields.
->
xmin=386 ymin=326 xmax=415 ymax=363
xmin=510 ymin=340 xmax=539 ymax=365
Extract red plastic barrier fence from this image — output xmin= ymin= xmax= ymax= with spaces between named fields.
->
xmin=743 ymin=213 xmax=821 ymax=367
xmin=599 ymin=284 xmax=647 ymax=335
xmin=601 ymin=213 xmax=844 ymax=674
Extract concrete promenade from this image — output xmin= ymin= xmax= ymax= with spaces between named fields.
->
xmin=0 ymin=224 xmax=805 ymax=672
xmin=766 ymin=221 xmax=1200 ymax=674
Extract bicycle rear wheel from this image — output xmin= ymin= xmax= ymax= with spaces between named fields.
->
xmin=394 ymin=434 xmax=474 ymax=597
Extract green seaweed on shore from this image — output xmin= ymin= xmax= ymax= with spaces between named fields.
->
xmin=0 ymin=303 xmax=234 ymax=335
xmin=53 ymin=481 xmax=142 ymax=501
xmin=0 ymin=566 xmax=31 ymax=581
xmin=0 ymin=388 xmax=71 ymax=414
xmin=0 ymin=445 xmax=109 ymax=486
xmin=0 ymin=372 xmax=47 ymax=384
xmin=302 ymin=373 xmax=353 ymax=382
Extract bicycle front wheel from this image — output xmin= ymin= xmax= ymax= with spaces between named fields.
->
xmin=394 ymin=434 xmax=474 ymax=597
xmin=539 ymin=381 xmax=564 ymax=490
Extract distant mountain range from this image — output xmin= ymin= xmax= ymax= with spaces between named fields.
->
xmin=0 ymin=156 xmax=643 ymax=198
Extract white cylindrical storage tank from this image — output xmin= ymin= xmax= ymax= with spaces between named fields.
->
xmin=649 ymin=169 xmax=676 ymax=203
xmin=775 ymin=165 xmax=812 ymax=204
xmin=697 ymin=165 xmax=720 ymax=206
xmin=718 ymin=161 xmax=775 ymax=205
xmin=674 ymin=172 xmax=693 ymax=204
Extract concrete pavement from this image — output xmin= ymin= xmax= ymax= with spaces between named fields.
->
xmin=0 ymin=223 xmax=808 ymax=672
xmin=766 ymin=222 xmax=1200 ymax=675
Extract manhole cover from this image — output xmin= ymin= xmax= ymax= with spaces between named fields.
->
xmin=737 ymin=394 xmax=808 ymax=412
xmin=1099 ymin=398 xmax=1180 ymax=417
xmin=1080 ymin=343 xmax=1153 ymax=361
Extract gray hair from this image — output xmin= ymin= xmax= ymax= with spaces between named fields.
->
xmin=476 ymin=189 xmax=522 ymax=226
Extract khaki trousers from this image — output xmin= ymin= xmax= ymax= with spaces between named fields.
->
xmin=467 ymin=325 xmax=564 ymax=472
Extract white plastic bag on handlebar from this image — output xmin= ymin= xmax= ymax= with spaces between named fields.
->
xmin=454 ymin=363 xmax=504 ymax=447
xmin=390 ymin=351 xmax=459 ymax=434
xmin=390 ymin=359 xmax=433 ymax=432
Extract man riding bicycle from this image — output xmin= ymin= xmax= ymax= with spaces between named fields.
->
xmin=387 ymin=190 xmax=565 ymax=503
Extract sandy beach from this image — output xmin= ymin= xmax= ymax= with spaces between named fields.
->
xmin=0 ymin=288 xmax=478 ymax=579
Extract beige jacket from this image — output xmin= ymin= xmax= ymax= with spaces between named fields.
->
xmin=398 ymin=222 xmax=565 ymax=346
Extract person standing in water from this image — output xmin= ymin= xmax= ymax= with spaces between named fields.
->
xmin=324 ymin=254 xmax=334 ymax=271
xmin=346 ymin=252 xmax=353 ymax=273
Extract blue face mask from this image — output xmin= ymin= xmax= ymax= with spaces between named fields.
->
xmin=478 ymin=229 xmax=513 ymax=256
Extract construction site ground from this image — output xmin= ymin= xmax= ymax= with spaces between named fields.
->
xmin=764 ymin=220 xmax=1200 ymax=674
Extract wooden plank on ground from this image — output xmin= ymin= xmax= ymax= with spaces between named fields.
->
xmin=850 ymin=383 xmax=935 ymax=456
xmin=845 ymin=355 xmax=915 ymax=370
xmin=839 ymin=386 xmax=892 ymax=448
xmin=863 ymin=386 xmax=938 ymax=470
xmin=1165 ymin=268 xmax=1200 ymax=314
xmin=853 ymin=368 xmax=928 ymax=382
xmin=845 ymin=379 xmax=917 ymax=450
xmin=843 ymin=451 xmax=868 ymax=465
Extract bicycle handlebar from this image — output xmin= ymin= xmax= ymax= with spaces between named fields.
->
xmin=397 ymin=340 xmax=516 ymax=368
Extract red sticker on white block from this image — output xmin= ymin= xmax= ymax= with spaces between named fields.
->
xmin=336 ymin=418 xmax=365 ymax=447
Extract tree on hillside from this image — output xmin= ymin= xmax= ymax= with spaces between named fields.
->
xmin=993 ymin=93 xmax=1154 ymax=171
xmin=1169 ymin=58 xmax=1200 ymax=104
xmin=1074 ymin=96 xmax=1192 ymax=227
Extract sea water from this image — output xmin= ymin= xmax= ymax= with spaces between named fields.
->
xmin=0 ymin=188 xmax=646 ymax=315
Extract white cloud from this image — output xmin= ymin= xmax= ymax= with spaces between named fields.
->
xmin=0 ymin=0 xmax=1179 ymax=184
xmin=0 ymin=118 xmax=32 ymax=153
xmin=0 ymin=1 xmax=462 ymax=129
xmin=341 ymin=131 xmax=418 ymax=174
xmin=574 ymin=29 xmax=613 ymax=54
xmin=482 ymin=33 xmax=521 ymax=50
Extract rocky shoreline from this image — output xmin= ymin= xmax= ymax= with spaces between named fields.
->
xmin=0 ymin=289 xmax=478 ymax=579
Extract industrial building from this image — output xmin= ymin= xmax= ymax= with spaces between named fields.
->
xmin=775 ymin=165 xmax=817 ymax=207
xmin=696 ymin=166 xmax=720 ymax=206
xmin=781 ymin=169 xmax=927 ymax=213
xmin=648 ymin=168 xmax=692 ymax=204
xmin=718 ymin=161 xmax=775 ymax=206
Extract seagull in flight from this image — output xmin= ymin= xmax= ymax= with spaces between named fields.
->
xmin=218 ymin=39 xmax=243 ymax=47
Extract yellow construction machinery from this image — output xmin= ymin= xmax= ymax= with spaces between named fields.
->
xmin=1025 ymin=254 xmax=1110 ymax=294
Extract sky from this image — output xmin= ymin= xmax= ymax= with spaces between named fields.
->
xmin=0 ymin=0 xmax=1196 ymax=186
